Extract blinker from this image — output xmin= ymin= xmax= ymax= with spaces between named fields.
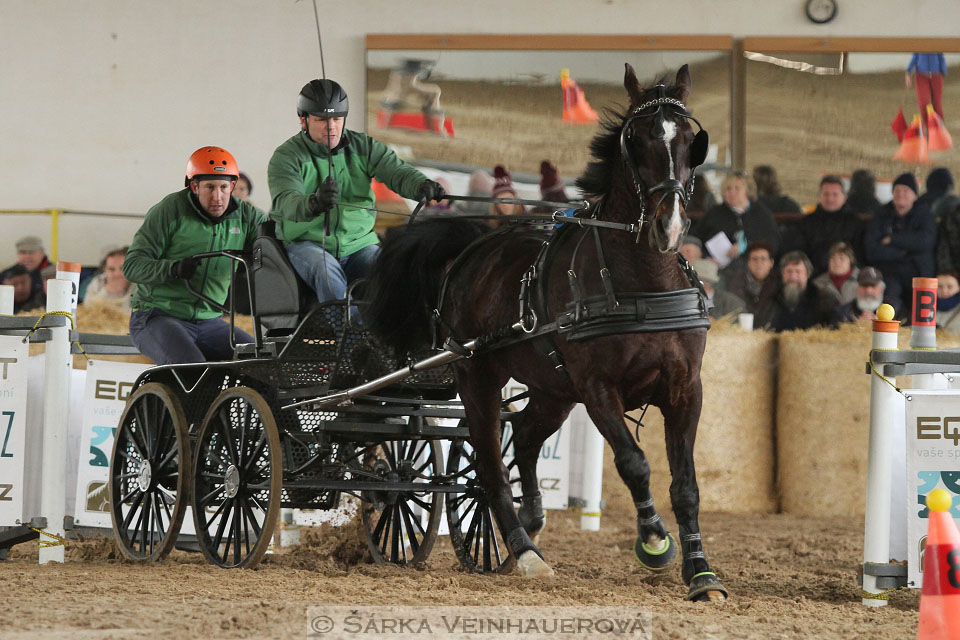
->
xmin=690 ymin=129 xmax=709 ymax=168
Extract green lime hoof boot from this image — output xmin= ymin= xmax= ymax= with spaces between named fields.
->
xmin=633 ymin=533 xmax=678 ymax=572
xmin=685 ymin=572 xmax=728 ymax=601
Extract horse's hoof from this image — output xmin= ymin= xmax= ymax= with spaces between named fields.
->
xmin=517 ymin=550 xmax=555 ymax=578
xmin=633 ymin=533 xmax=678 ymax=572
xmin=685 ymin=572 xmax=729 ymax=602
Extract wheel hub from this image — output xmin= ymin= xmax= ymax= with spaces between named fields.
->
xmin=137 ymin=460 xmax=152 ymax=492
xmin=224 ymin=465 xmax=241 ymax=499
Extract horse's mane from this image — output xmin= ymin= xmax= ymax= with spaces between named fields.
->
xmin=575 ymin=75 xmax=681 ymax=200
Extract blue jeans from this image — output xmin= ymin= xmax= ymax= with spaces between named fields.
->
xmin=129 ymin=309 xmax=254 ymax=365
xmin=285 ymin=241 xmax=380 ymax=303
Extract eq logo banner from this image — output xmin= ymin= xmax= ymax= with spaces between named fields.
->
xmin=906 ymin=390 xmax=960 ymax=588
xmin=0 ymin=336 xmax=29 ymax=527
xmin=72 ymin=359 xmax=150 ymax=529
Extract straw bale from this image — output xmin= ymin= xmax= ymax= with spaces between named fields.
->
xmin=616 ymin=319 xmax=779 ymax=515
xmin=777 ymin=324 xmax=960 ymax=516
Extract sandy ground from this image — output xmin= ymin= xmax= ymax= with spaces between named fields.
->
xmin=0 ymin=450 xmax=919 ymax=640
xmin=367 ymin=56 xmax=960 ymax=203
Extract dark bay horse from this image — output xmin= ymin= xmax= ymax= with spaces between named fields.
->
xmin=365 ymin=64 xmax=726 ymax=601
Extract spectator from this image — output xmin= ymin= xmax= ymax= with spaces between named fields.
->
xmin=680 ymin=235 xmax=703 ymax=263
xmin=234 ymin=172 xmax=253 ymax=202
xmin=2 ymin=235 xmax=51 ymax=299
xmin=936 ymin=272 xmax=960 ymax=333
xmin=811 ymin=241 xmax=859 ymax=306
xmin=846 ymin=169 xmax=882 ymax=219
xmin=865 ymin=172 xmax=936 ymax=318
xmin=835 ymin=267 xmax=886 ymax=324
xmin=84 ymin=246 xmax=135 ymax=310
xmin=783 ymin=175 xmax=864 ymax=276
xmin=919 ymin=167 xmax=958 ymax=223
xmin=686 ymin=175 xmax=716 ymax=216
xmin=766 ymin=251 xmax=836 ymax=332
xmin=533 ymin=161 xmax=570 ymax=214
xmin=460 ymin=170 xmax=495 ymax=215
xmin=268 ymin=78 xmax=444 ymax=304
xmin=753 ymin=165 xmax=800 ymax=214
xmin=692 ymin=258 xmax=744 ymax=319
xmin=124 ymin=146 xmax=266 ymax=365
xmin=726 ymin=242 xmax=780 ymax=329
xmin=489 ymin=165 xmax=525 ymax=225
xmin=3 ymin=264 xmax=43 ymax=313
xmin=692 ymin=171 xmax=779 ymax=273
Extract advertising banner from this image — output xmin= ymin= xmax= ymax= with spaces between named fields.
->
xmin=904 ymin=390 xmax=960 ymax=587
xmin=0 ymin=336 xmax=29 ymax=526
xmin=72 ymin=360 xmax=149 ymax=529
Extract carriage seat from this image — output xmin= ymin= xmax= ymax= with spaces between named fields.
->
xmin=250 ymin=219 xmax=316 ymax=335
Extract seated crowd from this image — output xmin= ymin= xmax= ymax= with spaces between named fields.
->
xmin=683 ymin=165 xmax=960 ymax=332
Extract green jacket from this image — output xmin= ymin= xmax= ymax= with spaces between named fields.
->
xmin=124 ymin=189 xmax=266 ymax=321
xmin=268 ymin=129 xmax=426 ymax=257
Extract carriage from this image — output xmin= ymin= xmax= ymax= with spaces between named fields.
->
xmin=108 ymin=224 xmax=518 ymax=573
xmin=111 ymin=63 xmax=729 ymax=601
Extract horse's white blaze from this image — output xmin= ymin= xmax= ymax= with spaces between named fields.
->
xmin=662 ymin=121 xmax=677 ymax=179
xmin=660 ymin=121 xmax=684 ymax=248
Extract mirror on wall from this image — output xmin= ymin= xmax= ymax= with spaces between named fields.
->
xmin=365 ymin=48 xmax=731 ymax=205
xmin=745 ymin=51 xmax=960 ymax=207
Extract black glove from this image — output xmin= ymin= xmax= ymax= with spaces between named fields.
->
xmin=171 ymin=257 xmax=200 ymax=280
xmin=418 ymin=179 xmax=446 ymax=204
xmin=308 ymin=177 xmax=339 ymax=215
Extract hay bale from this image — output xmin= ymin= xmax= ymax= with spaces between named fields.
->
xmin=778 ymin=324 xmax=960 ymax=516
xmin=619 ymin=320 xmax=779 ymax=515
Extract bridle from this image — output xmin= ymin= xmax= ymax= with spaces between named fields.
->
xmin=619 ymin=85 xmax=709 ymax=235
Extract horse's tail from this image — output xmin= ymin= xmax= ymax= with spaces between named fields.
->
xmin=364 ymin=218 xmax=489 ymax=355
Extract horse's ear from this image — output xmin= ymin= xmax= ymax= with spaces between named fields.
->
xmin=624 ymin=63 xmax=644 ymax=106
xmin=675 ymin=64 xmax=691 ymax=103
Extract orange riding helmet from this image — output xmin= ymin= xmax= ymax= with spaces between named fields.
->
xmin=184 ymin=146 xmax=240 ymax=187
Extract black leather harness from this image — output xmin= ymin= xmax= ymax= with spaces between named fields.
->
xmin=432 ymin=90 xmax=712 ymax=364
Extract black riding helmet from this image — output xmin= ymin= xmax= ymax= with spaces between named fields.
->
xmin=297 ymin=79 xmax=349 ymax=118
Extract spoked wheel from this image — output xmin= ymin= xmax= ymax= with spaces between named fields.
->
xmin=109 ymin=383 xmax=190 ymax=562
xmin=191 ymin=387 xmax=281 ymax=569
xmin=360 ymin=438 xmax=443 ymax=565
xmin=444 ymin=429 xmax=518 ymax=574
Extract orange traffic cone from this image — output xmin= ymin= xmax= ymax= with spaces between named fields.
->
xmin=917 ymin=489 xmax=960 ymax=640
xmin=560 ymin=69 xmax=598 ymax=124
xmin=926 ymin=105 xmax=953 ymax=152
xmin=894 ymin=114 xmax=930 ymax=164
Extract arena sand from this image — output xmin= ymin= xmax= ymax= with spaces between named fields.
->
xmin=0 ymin=461 xmax=919 ymax=639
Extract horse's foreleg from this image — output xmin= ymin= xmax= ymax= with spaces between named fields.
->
xmin=512 ymin=395 xmax=574 ymax=543
xmin=458 ymin=366 xmax=554 ymax=578
xmin=660 ymin=378 xmax=728 ymax=601
xmin=582 ymin=391 xmax=677 ymax=572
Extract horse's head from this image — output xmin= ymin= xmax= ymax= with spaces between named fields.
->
xmin=619 ymin=64 xmax=709 ymax=253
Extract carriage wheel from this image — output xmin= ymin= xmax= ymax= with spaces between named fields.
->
xmin=109 ymin=383 xmax=190 ymax=562
xmin=360 ymin=438 xmax=443 ymax=566
xmin=444 ymin=432 xmax=517 ymax=574
xmin=191 ymin=387 xmax=281 ymax=569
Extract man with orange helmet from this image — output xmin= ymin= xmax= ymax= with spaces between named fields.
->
xmin=123 ymin=146 xmax=266 ymax=364
xmin=268 ymin=78 xmax=445 ymax=303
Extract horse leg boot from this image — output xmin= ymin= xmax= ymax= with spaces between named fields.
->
xmin=512 ymin=396 xmax=574 ymax=544
xmin=661 ymin=384 xmax=728 ymax=601
xmin=583 ymin=400 xmax=677 ymax=572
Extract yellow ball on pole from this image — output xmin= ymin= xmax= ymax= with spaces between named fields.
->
xmin=926 ymin=488 xmax=953 ymax=513
xmin=876 ymin=304 xmax=895 ymax=322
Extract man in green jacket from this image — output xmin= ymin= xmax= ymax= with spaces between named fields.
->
xmin=124 ymin=146 xmax=266 ymax=364
xmin=268 ymin=78 xmax=445 ymax=303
